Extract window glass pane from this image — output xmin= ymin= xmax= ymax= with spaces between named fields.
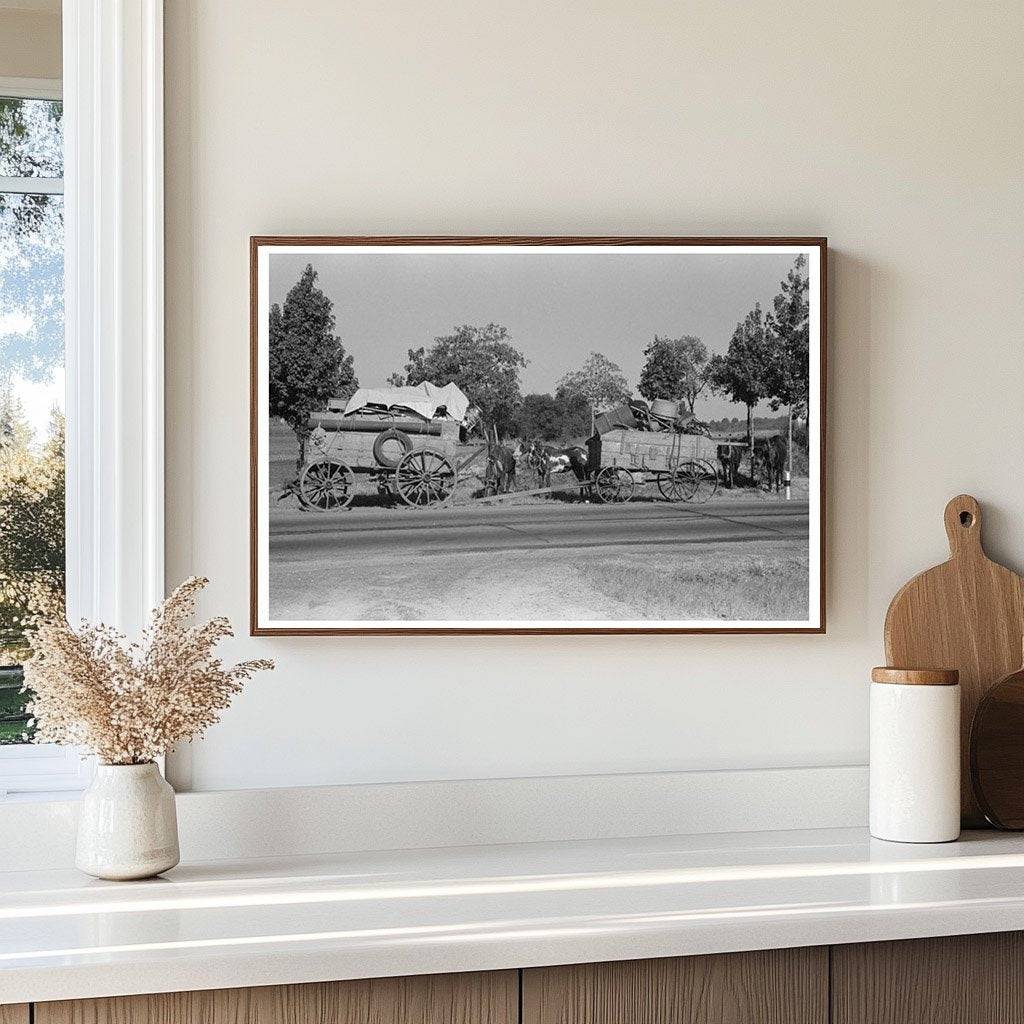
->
xmin=0 ymin=113 xmax=65 ymax=745
xmin=0 ymin=98 xmax=63 ymax=179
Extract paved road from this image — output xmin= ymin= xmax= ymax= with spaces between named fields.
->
xmin=269 ymin=499 xmax=810 ymax=560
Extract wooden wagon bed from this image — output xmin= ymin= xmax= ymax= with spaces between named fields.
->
xmin=586 ymin=428 xmax=721 ymax=503
xmin=300 ymin=416 xmax=483 ymax=510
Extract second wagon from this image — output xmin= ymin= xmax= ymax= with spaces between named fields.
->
xmin=585 ymin=427 xmax=721 ymax=504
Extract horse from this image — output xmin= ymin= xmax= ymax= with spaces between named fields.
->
xmin=753 ymin=434 xmax=787 ymax=492
xmin=527 ymin=440 xmax=590 ymax=496
xmin=484 ymin=441 xmax=518 ymax=495
xmin=717 ymin=442 xmax=743 ymax=489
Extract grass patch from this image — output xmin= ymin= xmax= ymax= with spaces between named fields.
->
xmin=0 ymin=720 xmax=30 ymax=745
xmin=579 ymin=545 xmax=810 ymax=621
xmin=0 ymin=677 xmax=32 ymax=745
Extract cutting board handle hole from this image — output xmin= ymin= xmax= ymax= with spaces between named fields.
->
xmin=960 ymin=511 xmax=974 ymax=527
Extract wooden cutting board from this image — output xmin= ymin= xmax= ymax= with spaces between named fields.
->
xmin=884 ymin=494 xmax=1024 ymax=826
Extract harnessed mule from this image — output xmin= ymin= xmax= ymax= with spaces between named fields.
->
xmin=484 ymin=442 xmax=518 ymax=495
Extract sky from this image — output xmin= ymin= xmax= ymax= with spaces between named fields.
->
xmin=1 ymin=234 xmax=64 ymax=446
xmin=11 ymin=368 xmax=62 ymax=441
xmin=269 ymin=249 xmax=803 ymax=421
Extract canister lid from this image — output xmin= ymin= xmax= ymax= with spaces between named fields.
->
xmin=871 ymin=666 xmax=959 ymax=686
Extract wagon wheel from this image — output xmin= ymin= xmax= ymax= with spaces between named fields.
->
xmin=694 ymin=459 xmax=720 ymax=502
xmin=299 ymin=459 xmax=355 ymax=511
xmin=678 ymin=459 xmax=719 ymax=503
xmin=595 ymin=466 xmax=635 ymax=504
xmin=395 ymin=450 xmax=457 ymax=507
xmin=657 ymin=468 xmax=699 ymax=502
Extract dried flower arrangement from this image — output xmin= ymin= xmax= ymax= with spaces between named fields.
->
xmin=23 ymin=577 xmax=273 ymax=765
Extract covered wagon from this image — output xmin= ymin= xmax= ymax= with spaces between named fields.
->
xmin=298 ymin=382 xmax=479 ymax=510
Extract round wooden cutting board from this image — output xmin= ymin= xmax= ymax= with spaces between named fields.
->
xmin=970 ymin=658 xmax=1024 ymax=829
xmin=884 ymin=494 xmax=1024 ymax=826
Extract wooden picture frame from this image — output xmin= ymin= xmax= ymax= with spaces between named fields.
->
xmin=251 ymin=236 xmax=827 ymax=635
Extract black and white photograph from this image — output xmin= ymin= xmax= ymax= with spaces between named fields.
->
xmin=251 ymin=238 xmax=825 ymax=634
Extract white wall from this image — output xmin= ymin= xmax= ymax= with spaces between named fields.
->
xmin=0 ymin=5 xmax=61 ymax=80
xmin=164 ymin=0 xmax=1024 ymax=792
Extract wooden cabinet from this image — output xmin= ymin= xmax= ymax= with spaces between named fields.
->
xmin=34 ymin=971 xmax=517 ymax=1024
xmin=522 ymin=948 xmax=828 ymax=1024
xmin=23 ymin=932 xmax=1024 ymax=1024
xmin=832 ymin=932 xmax=1024 ymax=1024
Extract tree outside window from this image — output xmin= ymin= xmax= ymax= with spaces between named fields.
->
xmin=0 ymin=94 xmax=65 ymax=744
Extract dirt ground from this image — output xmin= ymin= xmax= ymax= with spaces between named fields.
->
xmin=267 ymin=498 xmax=811 ymax=623
xmin=271 ymin=537 xmax=807 ymax=622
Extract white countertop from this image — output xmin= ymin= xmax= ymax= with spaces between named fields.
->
xmin=4 ymin=826 xmax=1024 ymax=1004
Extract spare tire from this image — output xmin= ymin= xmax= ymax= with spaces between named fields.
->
xmin=373 ymin=428 xmax=413 ymax=469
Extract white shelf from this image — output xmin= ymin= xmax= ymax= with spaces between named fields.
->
xmin=4 ymin=827 xmax=1024 ymax=1004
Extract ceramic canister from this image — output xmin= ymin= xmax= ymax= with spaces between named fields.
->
xmin=869 ymin=667 xmax=960 ymax=843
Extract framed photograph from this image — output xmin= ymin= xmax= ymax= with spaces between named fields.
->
xmin=250 ymin=236 xmax=826 ymax=635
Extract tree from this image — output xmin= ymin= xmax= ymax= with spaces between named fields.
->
xmin=556 ymin=352 xmax=630 ymax=416
xmin=269 ymin=264 xmax=357 ymax=470
xmin=0 ymin=400 xmax=65 ymax=671
xmin=0 ymin=98 xmax=62 ymax=239
xmin=392 ymin=323 xmax=526 ymax=436
xmin=557 ymin=392 xmax=593 ymax=440
xmin=637 ymin=335 xmax=709 ymax=414
xmin=706 ymin=303 xmax=773 ymax=467
xmin=513 ymin=393 xmax=562 ymax=441
xmin=513 ymin=392 xmax=591 ymax=442
xmin=764 ymin=255 xmax=811 ymax=482
xmin=765 ymin=255 xmax=810 ymax=414
xmin=0 ymin=393 xmax=33 ymax=452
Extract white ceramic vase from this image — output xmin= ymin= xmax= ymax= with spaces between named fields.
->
xmin=76 ymin=762 xmax=180 ymax=880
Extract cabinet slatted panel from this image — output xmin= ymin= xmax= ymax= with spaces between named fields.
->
xmin=0 ymin=1006 xmax=29 ymax=1024
xmin=832 ymin=933 xmax=1024 ymax=1024
xmin=522 ymin=948 xmax=828 ymax=1024
xmin=35 ymin=971 xmax=517 ymax=1024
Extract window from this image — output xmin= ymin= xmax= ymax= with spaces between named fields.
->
xmin=0 ymin=80 xmax=85 ymax=797
xmin=0 ymin=5 xmax=166 ymax=798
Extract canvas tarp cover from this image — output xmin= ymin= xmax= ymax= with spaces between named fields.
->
xmin=342 ymin=382 xmax=471 ymax=422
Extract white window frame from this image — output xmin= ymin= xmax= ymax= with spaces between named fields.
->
xmin=0 ymin=77 xmax=61 ymax=101
xmin=0 ymin=77 xmax=64 ymax=194
xmin=0 ymin=75 xmax=84 ymax=797
xmin=0 ymin=0 xmax=165 ymax=799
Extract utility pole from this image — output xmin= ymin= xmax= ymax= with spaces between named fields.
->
xmin=785 ymin=405 xmax=793 ymax=500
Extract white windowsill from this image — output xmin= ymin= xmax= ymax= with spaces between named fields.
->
xmin=0 ymin=744 xmax=94 ymax=799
